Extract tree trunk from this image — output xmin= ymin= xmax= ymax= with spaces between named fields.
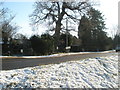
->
xmin=54 ymin=21 xmax=61 ymax=51
xmin=54 ymin=2 xmax=66 ymax=52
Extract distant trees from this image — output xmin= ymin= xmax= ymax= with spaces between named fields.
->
xmin=112 ymin=25 xmax=120 ymax=48
xmin=114 ymin=35 xmax=120 ymax=48
xmin=30 ymin=1 xmax=93 ymax=51
xmin=78 ymin=8 xmax=112 ymax=51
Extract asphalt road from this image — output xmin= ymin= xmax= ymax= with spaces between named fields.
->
xmin=1 ymin=51 xmax=118 ymax=70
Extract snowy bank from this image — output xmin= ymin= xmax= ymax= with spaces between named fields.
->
xmin=0 ymin=54 xmax=118 ymax=88
xmin=0 ymin=50 xmax=115 ymax=58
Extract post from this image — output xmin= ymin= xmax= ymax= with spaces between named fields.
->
xmin=66 ymin=17 xmax=68 ymax=48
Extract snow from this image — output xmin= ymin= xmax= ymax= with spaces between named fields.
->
xmin=0 ymin=50 xmax=115 ymax=58
xmin=0 ymin=53 xmax=118 ymax=88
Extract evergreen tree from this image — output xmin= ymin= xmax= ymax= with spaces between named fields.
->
xmin=78 ymin=8 xmax=110 ymax=51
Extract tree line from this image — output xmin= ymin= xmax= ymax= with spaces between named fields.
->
xmin=1 ymin=1 xmax=119 ymax=56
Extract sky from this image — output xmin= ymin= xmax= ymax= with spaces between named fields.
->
xmin=1 ymin=0 xmax=119 ymax=38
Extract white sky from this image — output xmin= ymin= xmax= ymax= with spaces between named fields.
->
xmin=3 ymin=0 xmax=119 ymax=38
xmin=97 ymin=0 xmax=119 ymax=37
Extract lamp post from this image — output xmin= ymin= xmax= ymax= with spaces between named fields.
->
xmin=66 ymin=17 xmax=68 ymax=48
xmin=66 ymin=17 xmax=70 ymax=52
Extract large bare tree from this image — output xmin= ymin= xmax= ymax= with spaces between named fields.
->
xmin=30 ymin=0 xmax=93 ymax=50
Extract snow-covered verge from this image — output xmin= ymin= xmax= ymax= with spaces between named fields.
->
xmin=0 ymin=54 xmax=118 ymax=89
xmin=0 ymin=50 xmax=115 ymax=58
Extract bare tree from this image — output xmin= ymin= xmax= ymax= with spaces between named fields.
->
xmin=0 ymin=3 xmax=19 ymax=55
xmin=30 ymin=0 xmax=94 ymax=50
xmin=0 ymin=3 xmax=18 ymax=42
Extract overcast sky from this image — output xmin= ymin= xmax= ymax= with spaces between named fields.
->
xmin=2 ymin=0 xmax=119 ymax=38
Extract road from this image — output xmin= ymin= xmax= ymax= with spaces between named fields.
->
xmin=1 ymin=51 xmax=118 ymax=70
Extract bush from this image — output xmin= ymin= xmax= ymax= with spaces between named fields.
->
xmin=30 ymin=34 xmax=54 ymax=55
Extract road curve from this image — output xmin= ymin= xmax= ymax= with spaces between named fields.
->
xmin=1 ymin=51 xmax=117 ymax=70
